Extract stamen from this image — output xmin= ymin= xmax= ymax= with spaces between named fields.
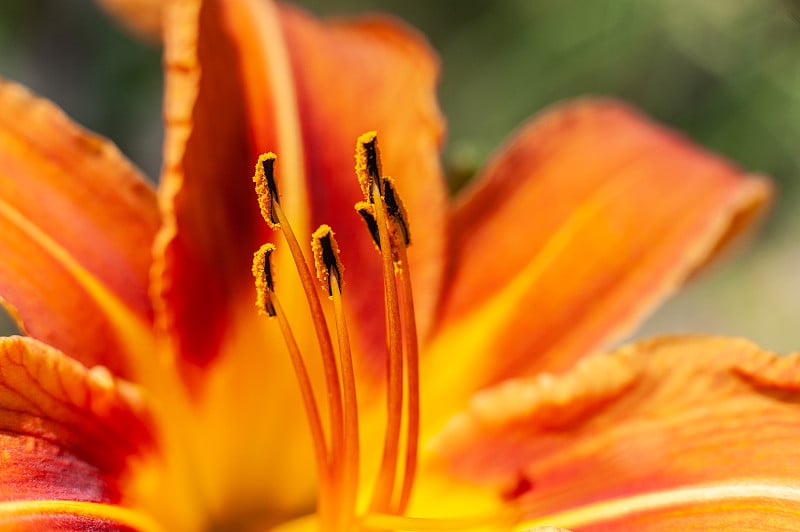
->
xmin=253 ymin=154 xmax=345 ymax=516
xmin=252 ymin=246 xmax=331 ymax=522
xmin=252 ymin=135 xmax=425 ymax=528
xmin=357 ymin=134 xmax=405 ymax=514
xmin=355 ymin=131 xmax=382 ymax=201
xmin=313 ymin=225 xmax=361 ymax=531
xmin=253 ymin=153 xmax=281 ymax=228
xmin=355 ymin=135 xmax=422 ymax=514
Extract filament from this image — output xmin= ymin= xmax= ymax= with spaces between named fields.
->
xmin=368 ymin=178 xmax=406 ymax=513
xmin=269 ymin=289 xmax=332 ymax=522
xmin=393 ymin=241 xmax=420 ymax=514
xmin=272 ymin=200 xmax=345 ymax=497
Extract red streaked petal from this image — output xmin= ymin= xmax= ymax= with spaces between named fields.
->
xmin=0 ymin=336 xmax=156 ymax=504
xmin=415 ymin=336 xmax=800 ymax=529
xmin=424 ymin=99 xmax=770 ymax=424
xmin=156 ymin=0 xmax=445 ymax=378
xmin=278 ymin=9 xmax=447 ymax=377
xmin=0 ymin=79 xmax=159 ymax=380
xmin=154 ymin=1 xmax=446 ymax=516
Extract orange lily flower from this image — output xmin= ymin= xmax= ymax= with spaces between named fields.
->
xmin=0 ymin=0 xmax=797 ymax=530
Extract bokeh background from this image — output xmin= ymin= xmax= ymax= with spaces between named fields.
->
xmin=1 ymin=0 xmax=798 ymax=351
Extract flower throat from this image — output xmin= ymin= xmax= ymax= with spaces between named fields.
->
xmin=251 ymin=132 xmax=420 ymax=531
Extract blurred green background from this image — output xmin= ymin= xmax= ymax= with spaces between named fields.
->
xmin=1 ymin=0 xmax=798 ymax=351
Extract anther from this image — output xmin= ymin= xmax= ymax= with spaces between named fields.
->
xmin=355 ymin=201 xmax=381 ymax=251
xmin=382 ymin=176 xmax=411 ymax=247
xmin=253 ymin=152 xmax=281 ymax=227
xmin=251 ymin=243 xmax=277 ymax=316
xmin=311 ymin=225 xmax=344 ymax=297
xmin=355 ymin=131 xmax=382 ymax=202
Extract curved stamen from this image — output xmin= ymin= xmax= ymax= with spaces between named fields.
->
xmin=253 ymin=155 xmax=345 ymax=499
xmin=252 ymin=133 xmax=426 ymax=529
xmin=312 ymin=225 xmax=360 ymax=531
xmin=252 ymin=244 xmax=331 ymax=523
xmin=360 ymin=161 xmax=405 ymax=514
xmin=355 ymin=132 xmax=424 ymax=516
xmin=374 ymin=175 xmax=419 ymax=513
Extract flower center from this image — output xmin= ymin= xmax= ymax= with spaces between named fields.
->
xmin=251 ymin=132 xmax=420 ymax=531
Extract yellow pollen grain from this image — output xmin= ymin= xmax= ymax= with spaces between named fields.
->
xmin=355 ymin=131 xmax=381 ymax=200
xmin=253 ymin=152 xmax=280 ymax=228
xmin=252 ymin=242 xmax=276 ymax=316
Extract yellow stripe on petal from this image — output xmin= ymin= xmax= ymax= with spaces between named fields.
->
xmin=0 ymin=198 xmax=154 ymax=375
xmin=519 ymin=481 xmax=800 ymax=531
xmin=0 ymin=80 xmax=158 ymax=380
xmin=425 ymin=99 xmax=771 ymax=432
xmin=0 ymin=500 xmax=165 ymax=532
xmin=416 ymin=336 xmax=800 ymax=530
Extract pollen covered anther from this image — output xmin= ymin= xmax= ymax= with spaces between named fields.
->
xmin=253 ymin=152 xmax=281 ymax=228
xmin=311 ymin=225 xmax=344 ymax=297
xmin=355 ymin=201 xmax=381 ymax=251
xmin=252 ymin=243 xmax=277 ymax=316
xmin=355 ymin=131 xmax=382 ymax=201
xmin=382 ymin=176 xmax=411 ymax=246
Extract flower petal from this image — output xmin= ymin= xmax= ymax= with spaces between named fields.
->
xmin=518 ymin=482 xmax=800 ymax=531
xmin=156 ymin=0 xmax=445 ymax=377
xmin=95 ymin=0 xmax=163 ymax=42
xmin=154 ymin=1 xmax=445 ymax=516
xmin=0 ymin=79 xmax=159 ymax=380
xmin=0 ymin=500 xmax=161 ymax=531
xmin=425 ymin=99 xmax=770 ymax=421
xmin=417 ymin=336 xmax=800 ymax=529
xmin=0 ymin=335 xmax=158 ymax=528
